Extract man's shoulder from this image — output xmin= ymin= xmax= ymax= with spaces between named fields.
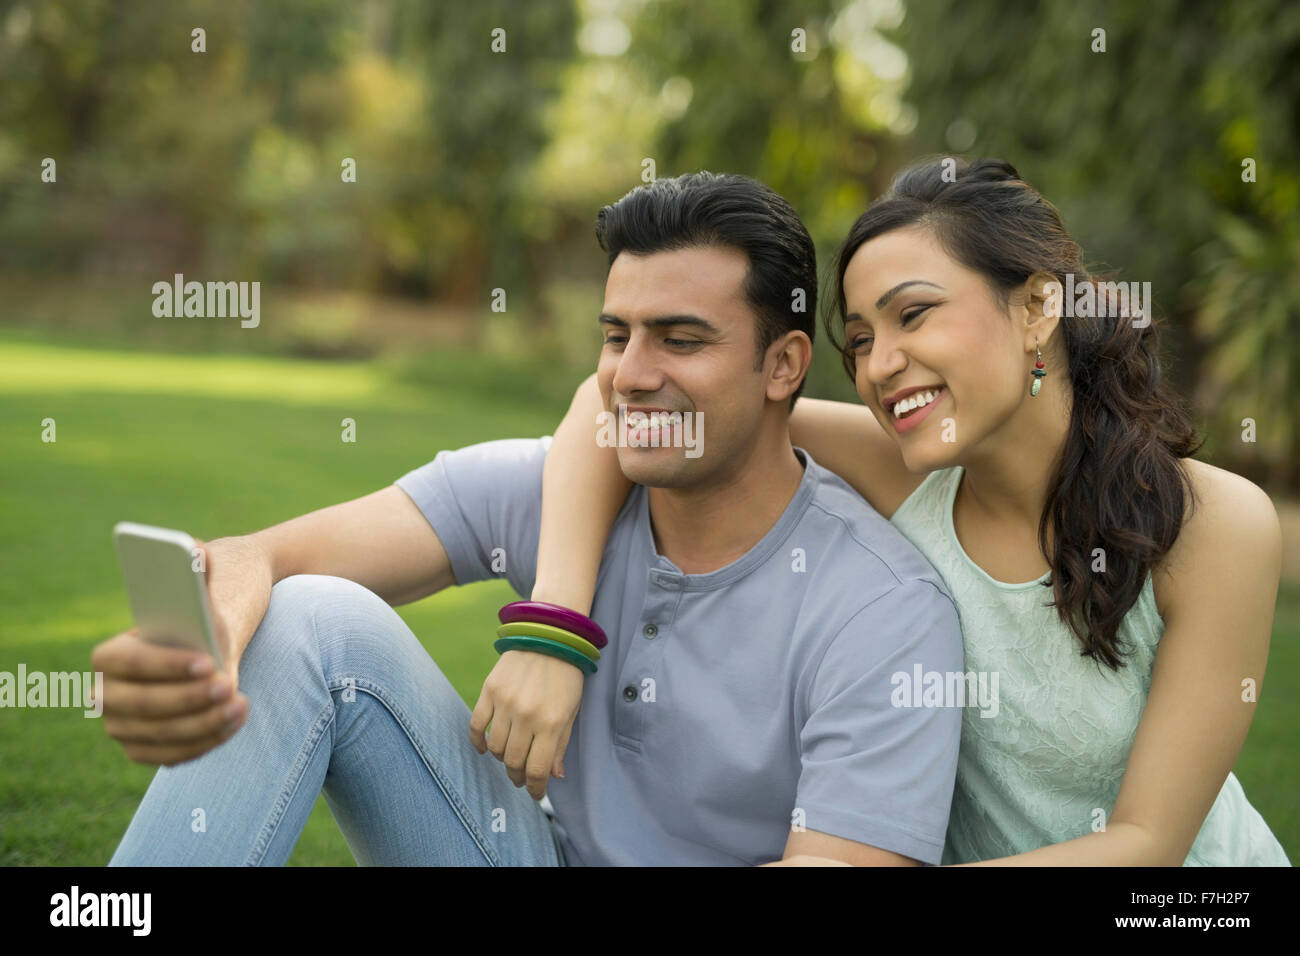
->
xmin=795 ymin=451 xmax=952 ymax=601
xmin=404 ymin=434 xmax=552 ymax=489
xmin=456 ymin=434 xmax=553 ymax=466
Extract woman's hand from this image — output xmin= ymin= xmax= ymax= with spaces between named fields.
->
xmin=759 ymin=854 xmax=854 ymax=866
xmin=468 ymin=372 xmax=626 ymax=801
xmin=469 ymin=650 xmax=585 ymax=800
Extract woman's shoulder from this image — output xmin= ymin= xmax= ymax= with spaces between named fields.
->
xmin=1151 ymin=457 xmax=1282 ymax=620
xmin=1174 ymin=457 xmax=1280 ymax=541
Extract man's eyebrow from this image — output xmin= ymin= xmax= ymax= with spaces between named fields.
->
xmin=598 ymin=313 xmax=721 ymax=334
xmin=871 ymin=280 xmax=945 ymax=312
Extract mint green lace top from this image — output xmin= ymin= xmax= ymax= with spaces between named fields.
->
xmin=889 ymin=466 xmax=1290 ymax=866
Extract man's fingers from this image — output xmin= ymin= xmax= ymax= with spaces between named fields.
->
xmin=118 ymin=723 xmax=242 ymax=767
xmin=99 ymin=673 xmax=234 ymax=719
xmin=104 ymin=694 xmax=247 ymax=745
xmin=93 ymin=631 xmax=215 ymax=682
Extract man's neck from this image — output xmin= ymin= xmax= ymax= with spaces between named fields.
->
xmin=646 ymin=436 xmax=807 ymax=575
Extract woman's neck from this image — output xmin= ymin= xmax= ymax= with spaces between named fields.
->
xmin=957 ymin=378 xmax=1073 ymax=534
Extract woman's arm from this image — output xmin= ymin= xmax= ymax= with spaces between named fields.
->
xmin=788 ymin=398 xmax=920 ymax=518
xmin=525 ymin=386 xmax=917 ymax=614
xmin=530 ymin=372 xmax=633 ymax=615
xmin=958 ymin=463 xmax=1282 ymax=866
xmin=471 ymin=373 xmax=630 ymax=792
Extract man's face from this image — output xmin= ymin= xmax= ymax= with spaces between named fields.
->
xmin=596 ymin=244 xmax=771 ymax=489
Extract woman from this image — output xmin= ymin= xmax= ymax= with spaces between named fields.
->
xmin=528 ymin=157 xmax=1290 ymax=865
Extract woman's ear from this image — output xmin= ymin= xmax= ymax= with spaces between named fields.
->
xmin=1020 ymin=271 xmax=1062 ymax=351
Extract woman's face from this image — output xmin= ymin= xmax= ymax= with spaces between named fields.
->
xmin=841 ymin=224 xmax=1030 ymax=473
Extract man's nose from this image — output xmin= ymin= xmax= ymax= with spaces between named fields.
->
xmin=611 ymin=331 xmax=665 ymax=398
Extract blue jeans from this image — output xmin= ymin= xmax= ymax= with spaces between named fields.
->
xmin=108 ymin=575 xmax=567 ymax=866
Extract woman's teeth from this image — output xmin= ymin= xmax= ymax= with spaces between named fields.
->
xmin=893 ymin=388 xmax=942 ymax=419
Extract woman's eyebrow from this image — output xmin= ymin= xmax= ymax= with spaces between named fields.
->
xmin=873 ymin=280 xmax=944 ymax=310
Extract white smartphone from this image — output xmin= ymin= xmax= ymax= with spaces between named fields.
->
xmin=113 ymin=521 xmax=223 ymax=669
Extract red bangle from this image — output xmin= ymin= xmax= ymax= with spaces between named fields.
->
xmin=499 ymin=600 xmax=609 ymax=650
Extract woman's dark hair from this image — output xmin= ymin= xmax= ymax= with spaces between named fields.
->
xmin=824 ymin=157 xmax=1204 ymax=670
xmin=595 ymin=171 xmax=817 ymax=409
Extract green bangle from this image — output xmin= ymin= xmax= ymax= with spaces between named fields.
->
xmin=494 ymin=636 xmax=598 ymax=676
xmin=497 ymin=621 xmax=601 ymax=661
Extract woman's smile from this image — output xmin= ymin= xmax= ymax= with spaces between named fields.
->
xmin=889 ymin=385 xmax=947 ymax=434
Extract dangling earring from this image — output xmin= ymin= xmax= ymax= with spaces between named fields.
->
xmin=1030 ymin=339 xmax=1046 ymax=396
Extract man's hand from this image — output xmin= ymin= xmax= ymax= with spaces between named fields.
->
xmin=468 ymin=650 xmax=585 ymax=800
xmin=92 ymin=535 xmax=273 ymax=766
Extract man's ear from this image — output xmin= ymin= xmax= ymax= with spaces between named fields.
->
xmin=766 ymin=330 xmax=813 ymax=404
xmin=1018 ymin=271 xmax=1062 ymax=354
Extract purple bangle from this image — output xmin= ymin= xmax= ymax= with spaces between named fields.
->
xmin=499 ymin=600 xmax=608 ymax=650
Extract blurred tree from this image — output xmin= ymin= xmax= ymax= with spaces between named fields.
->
xmin=1 ymin=0 xmax=1293 ymax=450
xmin=625 ymin=0 xmax=903 ymax=248
xmin=392 ymin=0 xmax=576 ymax=333
xmin=0 ymin=0 xmax=266 ymax=272
xmin=1194 ymin=214 xmax=1300 ymax=486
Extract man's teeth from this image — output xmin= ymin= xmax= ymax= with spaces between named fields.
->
xmin=628 ymin=412 xmax=677 ymax=429
xmin=893 ymin=389 xmax=941 ymax=418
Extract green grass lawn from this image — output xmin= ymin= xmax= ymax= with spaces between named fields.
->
xmin=0 ymin=331 xmax=575 ymax=865
xmin=1 ymin=331 xmax=1295 ymax=865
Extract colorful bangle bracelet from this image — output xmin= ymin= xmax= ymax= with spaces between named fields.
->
xmin=499 ymin=600 xmax=609 ymax=650
xmin=497 ymin=621 xmax=600 ymax=661
xmin=494 ymin=636 xmax=597 ymax=676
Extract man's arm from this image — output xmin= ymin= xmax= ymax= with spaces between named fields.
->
xmin=777 ymin=829 xmax=922 ymax=866
xmin=94 ymin=484 xmax=455 ymax=767
xmin=241 ymin=484 xmax=457 ymax=606
xmin=782 ymin=579 xmax=965 ymax=866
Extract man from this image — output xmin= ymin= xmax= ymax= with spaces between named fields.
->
xmin=99 ymin=172 xmax=963 ymax=866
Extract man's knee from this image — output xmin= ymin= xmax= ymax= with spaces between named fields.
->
xmin=247 ymin=574 xmax=392 ymax=664
xmin=260 ymin=574 xmax=417 ymax=675
xmin=267 ymin=574 xmax=388 ymax=619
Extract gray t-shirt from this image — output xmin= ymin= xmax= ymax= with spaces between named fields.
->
xmin=395 ymin=436 xmax=964 ymax=865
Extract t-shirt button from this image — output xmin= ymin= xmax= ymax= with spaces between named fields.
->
xmin=622 ymin=685 xmax=637 ymax=702
xmin=643 ymin=623 xmax=658 ymax=639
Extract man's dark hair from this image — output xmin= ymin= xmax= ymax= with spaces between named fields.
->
xmin=594 ymin=171 xmax=817 ymax=409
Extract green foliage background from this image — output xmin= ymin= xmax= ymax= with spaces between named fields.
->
xmin=0 ymin=0 xmax=1295 ymax=863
